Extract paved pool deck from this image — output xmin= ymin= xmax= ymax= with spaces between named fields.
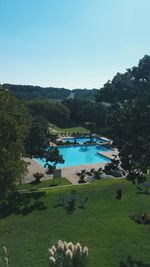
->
xmin=98 ymin=148 xmax=118 ymax=160
xmin=23 ymin=146 xmax=118 ymax=185
xmin=23 ymin=158 xmax=107 ymax=185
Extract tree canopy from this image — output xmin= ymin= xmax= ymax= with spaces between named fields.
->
xmin=96 ymin=55 xmax=150 ymax=104
xmin=109 ymin=97 xmax=150 ymax=180
xmin=0 ymin=88 xmax=31 ymax=195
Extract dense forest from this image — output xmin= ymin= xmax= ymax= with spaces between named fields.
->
xmin=2 ymin=84 xmax=98 ymax=101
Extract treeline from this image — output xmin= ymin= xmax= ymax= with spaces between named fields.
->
xmin=26 ymin=98 xmax=108 ymax=132
xmin=2 ymin=84 xmax=98 ymax=101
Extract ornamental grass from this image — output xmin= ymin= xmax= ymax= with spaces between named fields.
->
xmin=49 ymin=240 xmax=88 ymax=267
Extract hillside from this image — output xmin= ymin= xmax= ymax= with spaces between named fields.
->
xmin=0 ymin=179 xmax=150 ymax=267
xmin=2 ymin=84 xmax=98 ymax=101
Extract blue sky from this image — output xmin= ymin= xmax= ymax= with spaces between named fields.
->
xmin=0 ymin=0 xmax=150 ymax=89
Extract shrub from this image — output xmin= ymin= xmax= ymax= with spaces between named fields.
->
xmin=49 ymin=240 xmax=88 ymax=267
xmin=130 ymin=213 xmax=150 ymax=224
xmin=116 ymin=189 xmax=122 ymax=200
xmin=78 ymin=173 xmax=85 ymax=184
xmin=93 ymin=171 xmax=101 ymax=180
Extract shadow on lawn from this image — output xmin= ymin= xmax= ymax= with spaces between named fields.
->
xmin=119 ymin=256 xmax=150 ymax=267
xmin=0 ymin=191 xmax=47 ymax=218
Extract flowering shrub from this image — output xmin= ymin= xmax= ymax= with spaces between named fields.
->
xmin=49 ymin=240 xmax=88 ymax=267
xmin=33 ymin=172 xmax=44 ymax=183
xmin=0 ymin=246 xmax=9 ymax=266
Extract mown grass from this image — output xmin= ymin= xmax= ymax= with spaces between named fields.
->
xmin=0 ymin=179 xmax=150 ymax=267
xmin=49 ymin=124 xmax=90 ymax=135
xmin=17 ymin=178 xmax=71 ymax=191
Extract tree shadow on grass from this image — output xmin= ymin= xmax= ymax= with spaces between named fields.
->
xmin=119 ymin=256 xmax=150 ymax=267
xmin=0 ymin=191 xmax=47 ymax=218
xmin=136 ymin=192 xmax=150 ymax=196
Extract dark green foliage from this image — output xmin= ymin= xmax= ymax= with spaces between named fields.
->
xmin=116 ymin=189 xmax=122 ymax=200
xmin=73 ymin=88 xmax=98 ymax=100
xmin=104 ymin=158 xmax=120 ymax=175
xmin=97 ymin=55 xmax=150 ymax=104
xmin=45 ymin=147 xmax=64 ymax=172
xmin=84 ymin=122 xmax=96 ymax=138
xmin=78 ymin=173 xmax=86 ymax=183
xmin=25 ymin=117 xmax=48 ymax=158
xmin=63 ymin=99 xmax=108 ymax=128
xmin=62 ymin=99 xmax=88 ymax=123
xmin=119 ymin=256 xmax=150 ymax=267
xmin=2 ymin=84 xmax=70 ymax=100
xmin=78 ymin=102 xmax=108 ymax=128
xmin=109 ymin=97 xmax=150 ymax=178
xmin=2 ymin=84 xmax=98 ymax=101
xmin=130 ymin=213 xmax=150 ymax=225
xmin=0 ymin=88 xmax=31 ymax=195
xmin=27 ymin=99 xmax=70 ymax=126
xmin=93 ymin=170 xmax=101 ymax=180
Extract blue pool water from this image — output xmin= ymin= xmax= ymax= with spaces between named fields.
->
xmin=64 ymin=137 xmax=105 ymax=144
xmin=37 ymin=144 xmax=111 ymax=168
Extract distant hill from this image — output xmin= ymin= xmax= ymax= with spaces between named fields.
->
xmin=2 ymin=84 xmax=98 ymax=101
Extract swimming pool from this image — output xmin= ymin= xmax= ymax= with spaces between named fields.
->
xmin=37 ymin=144 xmax=111 ymax=168
xmin=63 ymin=137 xmax=106 ymax=144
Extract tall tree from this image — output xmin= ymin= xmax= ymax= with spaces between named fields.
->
xmin=0 ymin=88 xmax=31 ymax=195
xmin=109 ymin=97 xmax=150 ymax=182
xmin=25 ymin=116 xmax=49 ymax=158
xmin=44 ymin=147 xmax=64 ymax=173
xmin=96 ymin=55 xmax=150 ymax=104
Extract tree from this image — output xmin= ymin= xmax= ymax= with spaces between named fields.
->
xmin=84 ymin=122 xmax=96 ymax=140
xmin=78 ymin=102 xmax=108 ymax=128
xmin=109 ymin=97 xmax=150 ymax=182
xmin=0 ymin=89 xmax=31 ymax=195
xmin=25 ymin=116 xmax=49 ymax=158
xmin=45 ymin=147 xmax=64 ymax=173
xmin=96 ymin=55 xmax=150 ymax=104
xmin=28 ymin=99 xmax=70 ymax=126
xmin=63 ymin=99 xmax=87 ymax=123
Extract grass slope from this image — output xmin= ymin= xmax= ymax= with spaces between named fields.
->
xmin=17 ymin=178 xmax=71 ymax=191
xmin=49 ymin=124 xmax=90 ymax=135
xmin=0 ymin=179 xmax=150 ymax=267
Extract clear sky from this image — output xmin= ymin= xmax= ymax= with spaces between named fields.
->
xmin=0 ymin=0 xmax=150 ymax=89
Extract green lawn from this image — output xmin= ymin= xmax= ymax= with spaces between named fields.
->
xmin=17 ymin=178 xmax=71 ymax=191
xmin=0 ymin=179 xmax=150 ymax=267
xmin=49 ymin=124 xmax=90 ymax=135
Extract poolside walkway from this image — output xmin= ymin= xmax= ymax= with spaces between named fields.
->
xmin=23 ymin=159 xmax=109 ymax=185
xmin=23 ymin=158 xmax=53 ymax=183
xmin=61 ymin=163 xmax=107 ymax=184
xmin=98 ymin=148 xmax=119 ymax=160
xmin=23 ymin=147 xmax=119 ymax=185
